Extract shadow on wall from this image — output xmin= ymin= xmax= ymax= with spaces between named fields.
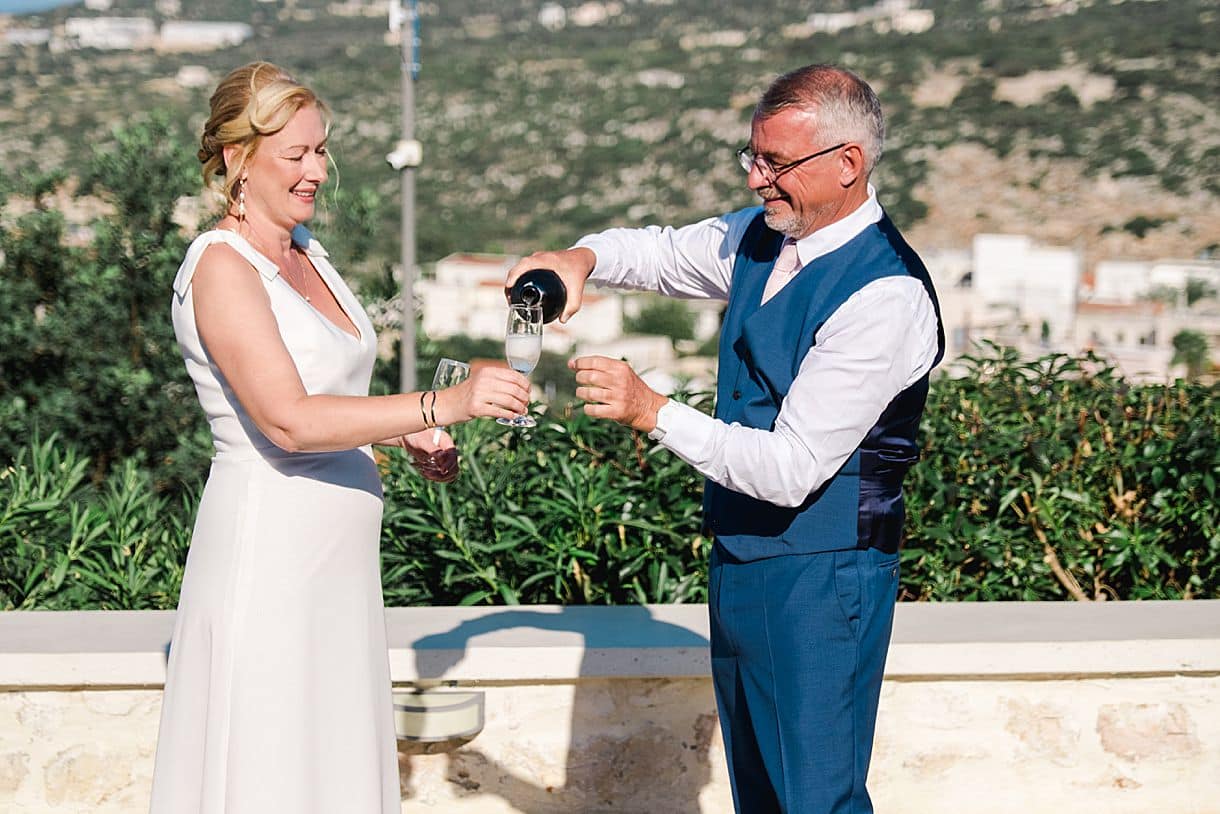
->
xmin=400 ymin=606 xmax=715 ymax=813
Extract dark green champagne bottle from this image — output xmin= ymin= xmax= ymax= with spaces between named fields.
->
xmin=507 ymin=268 xmax=567 ymax=324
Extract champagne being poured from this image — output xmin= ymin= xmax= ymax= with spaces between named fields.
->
xmin=498 ymin=303 xmax=543 ymax=428
xmin=507 ymin=268 xmax=567 ymax=324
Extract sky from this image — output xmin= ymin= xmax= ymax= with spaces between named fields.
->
xmin=0 ymin=0 xmax=81 ymax=14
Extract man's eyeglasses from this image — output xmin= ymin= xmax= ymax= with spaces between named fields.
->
xmin=736 ymin=142 xmax=848 ymax=184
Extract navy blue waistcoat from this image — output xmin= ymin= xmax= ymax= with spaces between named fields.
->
xmin=704 ymin=211 xmax=945 ymax=562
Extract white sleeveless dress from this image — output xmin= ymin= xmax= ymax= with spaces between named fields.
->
xmin=151 ymin=227 xmax=399 ymax=813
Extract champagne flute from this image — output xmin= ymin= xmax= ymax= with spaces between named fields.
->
xmin=412 ymin=358 xmax=470 ymax=479
xmin=430 ymin=358 xmax=471 ymax=443
xmin=497 ymin=303 xmax=543 ymax=428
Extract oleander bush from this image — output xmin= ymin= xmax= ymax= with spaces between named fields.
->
xmin=1 ymin=346 xmax=1217 ymax=610
xmin=378 ymin=402 xmax=709 ymax=607
xmin=905 ymin=346 xmax=1218 ymax=601
xmin=0 ymin=437 xmax=193 ymax=610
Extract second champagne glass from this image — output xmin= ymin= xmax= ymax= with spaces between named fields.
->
xmin=410 ymin=357 xmax=471 ymax=480
xmin=497 ymin=303 xmax=543 ymax=428
xmin=430 ymin=357 xmax=470 ymax=440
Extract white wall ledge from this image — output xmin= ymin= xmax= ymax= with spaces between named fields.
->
xmin=0 ymin=600 xmax=1217 ymax=690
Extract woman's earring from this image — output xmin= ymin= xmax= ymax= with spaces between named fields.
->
xmin=237 ymin=174 xmax=247 ymax=222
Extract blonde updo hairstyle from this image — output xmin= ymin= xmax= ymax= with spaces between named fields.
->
xmin=198 ymin=62 xmax=331 ymax=209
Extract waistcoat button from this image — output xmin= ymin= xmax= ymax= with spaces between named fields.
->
xmin=732 ymin=390 xmax=742 ymax=400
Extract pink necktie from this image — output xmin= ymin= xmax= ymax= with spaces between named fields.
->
xmin=761 ymin=238 xmax=801 ymax=304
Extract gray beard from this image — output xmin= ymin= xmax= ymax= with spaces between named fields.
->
xmin=764 ymin=199 xmax=840 ymax=239
xmin=762 ymin=207 xmax=804 ymax=238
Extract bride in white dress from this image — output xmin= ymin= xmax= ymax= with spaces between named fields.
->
xmin=150 ymin=62 xmax=530 ymax=814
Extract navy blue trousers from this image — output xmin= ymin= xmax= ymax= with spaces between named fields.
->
xmin=709 ymin=545 xmax=900 ymax=814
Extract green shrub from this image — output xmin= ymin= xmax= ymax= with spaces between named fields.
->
xmin=0 ymin=436 xmax=192 ymax=611
xmin=1 ymin=347 xmax=1216 ymax=609
xmin=905 ymin=346 xmax=1218 ymax=601
xmin=624 ymin=298 xmax=697 ymax=345
xmin=0 ymin=121 xmax=205 ymax=490
xmin=379 ymin=403 xmax=710 ymax=606
xmin=1121 ymin=215 xmax=1168 ymax=239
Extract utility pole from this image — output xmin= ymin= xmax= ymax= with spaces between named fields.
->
xmin=388 ymin=1 xmax=422 ymax=391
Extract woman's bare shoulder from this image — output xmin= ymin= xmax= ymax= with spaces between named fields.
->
xmin=194 ymin=239 xmax=264 ymax=284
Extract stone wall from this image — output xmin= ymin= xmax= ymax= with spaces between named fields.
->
xmin=1 ymin=602 xmax=1217 ymax=813
xmin=1 ymin=690 xmax=160 ymax=812
xmin=872 ymin=675 xmax=1219 ymax=814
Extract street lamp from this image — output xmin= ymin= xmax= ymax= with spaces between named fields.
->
xmin=389 ymin=1 xmax=421 ymax=391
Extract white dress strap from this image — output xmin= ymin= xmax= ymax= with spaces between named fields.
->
xmin=172 ymin=230 xmax=281 ymax=298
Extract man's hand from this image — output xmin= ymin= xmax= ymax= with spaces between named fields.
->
xmin=569 ymin=355 xmax=669 ymax=433
xmin=505 ymin=247 xmax=596 ymax=324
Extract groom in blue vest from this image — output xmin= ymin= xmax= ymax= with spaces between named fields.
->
xmin=507 ymin=64 xmax=944 ymax=813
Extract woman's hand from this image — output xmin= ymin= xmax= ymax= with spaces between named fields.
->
xmin=402 ymin=429 xmax=459 ymax=483
xmin=435 ymin=366 xmax=531 ymax=426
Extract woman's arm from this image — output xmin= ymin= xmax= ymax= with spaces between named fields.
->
xmin=192 ymin=243 xmax=530 ymax=453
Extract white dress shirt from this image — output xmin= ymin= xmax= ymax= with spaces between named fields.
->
xmin=574 ymin=187 xmax=940 ymax=508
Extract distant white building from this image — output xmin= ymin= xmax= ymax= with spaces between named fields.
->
xmin=62 ymin=13 xmax=252 ymax=52
xmin=972 ymin=233 xmax=1080 ymax=345
xmin=327 ymin=1 xmax=386 ymax=18
xmin=419 ymin=253 xmax=517 ymax=343
xmin=678 ymin=30 xmax=749 ymax=50
xmin=807 ymin=0 xmax=933 ymax=35
xmin=4 ymin=28 xmax=52 ymax=47
xmin=1091 ymin=259 xmax=1152 ymax=304
xmin=1075 ymin=300 xmax=1167 ymax=356
xmin=583 ymin=335 xmax=674 ymax=373
xmin=1073 ymin=300 xmax=1220 ymax=381
xmin=1149 ymin=259 xmax=1220 ymax=294
xmin=64 ymin=17 xmax=156 ymax=50
xmin=636 ymin=69 xmax=684 ymax=89
xmin=569 ymin=2 xmax=621 ymax=27
xmin=158 ymin=21 xmax=253 ymax=52
xmin=924 ymin=248 xmax=975 ymax=359
xmin=808 ymin=12 xmax=858 ymax=33
xmin=885 ymin=9 xmax=935 ymax=34
xmin=1078 ymin=256 xmax=1220 ymax=379
xmin=927 ymin=236 xmax=1219 ymax=381
xmin=538 ymin=3 xmax=566 ymax=31
xmin=175 ymin=65 xmax=214 ymax=89
xmin=1089 ymin=257 xmax=1220 ymax=306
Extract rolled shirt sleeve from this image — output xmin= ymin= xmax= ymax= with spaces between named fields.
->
xmin=575 ymin=209 xmax=762 ymax=301
xmin=651 ymin=276 xmax=939 ymax=507
xmin=575 ymin=189 xmax=938 ymax=508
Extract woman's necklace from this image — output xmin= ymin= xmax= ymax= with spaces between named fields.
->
xmin=286 ymin=249 xmax=312 ymax=303
xmin=237 ymin=223 xmax=311 ymax=302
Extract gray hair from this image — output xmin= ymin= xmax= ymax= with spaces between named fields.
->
xmin=755 ymin=64 xmax=885 ymax=175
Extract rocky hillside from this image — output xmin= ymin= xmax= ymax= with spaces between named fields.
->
xmin=2 ymin=0 xmax=1216 ymax=269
